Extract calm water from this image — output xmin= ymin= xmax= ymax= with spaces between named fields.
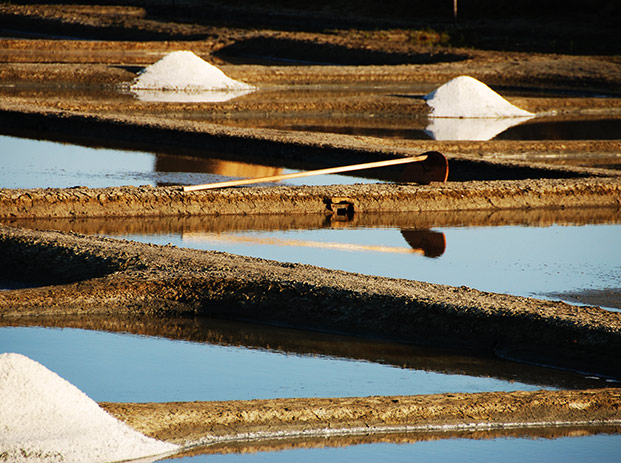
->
xmin=163 ymin=433 xmax=621 ymax=463
xmin=0 ymin=135 xmax=377 ymax=189
xmin=1 ymin=132 xmax=620 ymax=308
xmin=0 ymin=326 xmax=553 ymax=403
xmin=256 ymin=117 xmax=621 ymax=142
xmin=5 ymin=133 xmax=619 ymax=309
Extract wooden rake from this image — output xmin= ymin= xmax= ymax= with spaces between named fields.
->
xmin=183 ymin=151 xmax=448 ymax=192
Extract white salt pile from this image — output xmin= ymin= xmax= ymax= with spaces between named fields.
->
xmin=424 ymin=75 xmax=534 ymax=118
xmin=0 ymin=353 xmax=179 ymax=463
xmin=131 ymin=50 xmax=255 ymax=91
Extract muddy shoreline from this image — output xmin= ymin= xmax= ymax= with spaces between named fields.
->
xmin=2 ymin=178 xmax=621 ymax=219
xmin=101 ymin=389 xmax=621 ymax=448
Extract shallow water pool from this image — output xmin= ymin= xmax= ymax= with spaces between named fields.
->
xmin=0 ymin=134 xmax=379 ymax=189
xmin=163 ymin=432 xmax=621 ymax=462
xmin=0 ymin=325 xmax=562 ymax=403
xmin=2 ymin=133 xmax=620 ymax=309
xmin=252 ymin=116 xmax=621 ymax=142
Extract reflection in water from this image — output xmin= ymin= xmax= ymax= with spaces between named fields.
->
xmin=6 ymin=207 xmax=620 ymax=236
xmin=181 ymin=228 xmax=445 ymax=258
xmin=230 ymin=115 xmax=619 ymax=143
xmin=0 ymin=134 xmax=379 ymax=189
xmin=400 ymin=229 xmax=446 ymax=257
xmin=1 ymin=315 xmax=606 ymax=391
xmin=155 ymin=155 xmax=282 ymax=179
xmin=424 ymin=116 xmax=534 ymax=141
xmin=497 ymin=118 xmax=621 ymax=141
xmin=4 ymin=207 xmax=621 ymax=309
xmin=167 ymin=429 xmax=621 ymax=461
xmin=130 ymin=88 xmax=254 ymax=103
xmin=113 ymin=212 xmax=620 ymax=311
xmin=0 ymin=325 xmax=561 ymax=403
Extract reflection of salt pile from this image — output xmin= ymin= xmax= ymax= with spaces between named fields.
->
xmin=132 ymin=88 xmax=253 ymax=103
xmin=423 ymin=75 xmax=534 ymax=140
xmin=0 ymin=353 xmax=179 ymax=463
xmin=131 ymin=50 xmax=254 ymax=92
xmin=424 ymin=117 xmax=531 ymax=141
xmin=424 ymin=76 xmax=533 ymax=118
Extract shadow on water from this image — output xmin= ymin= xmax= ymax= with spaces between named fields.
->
xmin=497 ymin=118 xmax=621 ymax=141
xmin=1 ymin=86 xmax=619 ymax=183
xmin=0 ymin=315 xmax=610 ymax=392
xmin=242 ymin=116 xmax=621 ymax=143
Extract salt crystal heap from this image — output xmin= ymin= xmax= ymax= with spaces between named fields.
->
xmin=0 ymin=353 xmax=179 ymax=463
xmin=424 ymin=75 xmax=533 ymax=118
xmin=131 ymin=50 xmax=254 ymax=91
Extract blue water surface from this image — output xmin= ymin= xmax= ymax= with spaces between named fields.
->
xmin=163 ymin=433 xmax=621 ymax=462
xmin=0 ymin=326 xmax=547 ymax=403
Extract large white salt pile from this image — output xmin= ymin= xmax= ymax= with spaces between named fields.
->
xmin=424 ymin=75 xmax=534 ymax=118
xmin=0 ymin=353 xmax=179 ymax=463
xmin=131 ymin=50 xmax=254 ymax=91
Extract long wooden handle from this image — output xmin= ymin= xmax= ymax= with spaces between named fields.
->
xmin=183 ymin=155 xmax=428 ymax=192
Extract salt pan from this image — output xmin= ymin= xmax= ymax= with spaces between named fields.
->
xmin=131 ymin=50 xmax=254 ymax=91
xmin=424 ymin=75 xmax=534 ymax=118
xmin=0 ymin=353 xmax=179 ymax=463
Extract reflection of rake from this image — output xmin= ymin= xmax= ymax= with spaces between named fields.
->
xmin=183 ymin=151 xmax=448 ymax=192
xmin=183 ymin=232 xmax=429 ymax=256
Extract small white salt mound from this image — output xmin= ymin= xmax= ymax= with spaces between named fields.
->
xmin=0 ymin=353 xmax=179 ymax=463
xmin=131 ymin=50 xmax=254 ymax=91
xmin=424 ymin=75 xmax=534 ymax=118
xmin=424 ymin=115 xmax=533 ymax=141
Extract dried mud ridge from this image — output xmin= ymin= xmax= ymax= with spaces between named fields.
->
xmin=101 ymin=389 xmax=621 ymax=452
xmin=2 ymin=178 xmax=621 ymax=220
